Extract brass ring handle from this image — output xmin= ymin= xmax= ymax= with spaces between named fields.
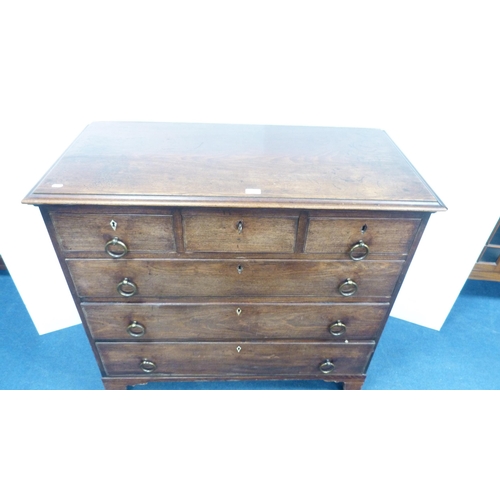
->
xmin=117 ymin=277 xmax=138 ymax=297
xmin=127 ymin=320 xmax=146 ymax=338
xmin=105 ymin=237 xmax=128 ymax=258
xmin=329 ymin=320 xmax=347 ymax=336
xmin=349 ymin=240 xmax=369 ymax=261
xmin=339 ymin=278 xmax=358 ymax=297
xmin=319 ymin=360 xmax=335 ymax=374
xmin=139 ymin=359 xmax=157 ymax=373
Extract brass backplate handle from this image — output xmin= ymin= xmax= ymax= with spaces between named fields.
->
xmin=105 ymin=237 xmax=128 ymax=258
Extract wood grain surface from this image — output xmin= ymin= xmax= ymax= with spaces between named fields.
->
xmin=96 ymin=341 xmax=376 ymax=377
xmin=23 ymin=122 xmax=446 ymax=211
xmin=50 ymin=211 xmax=175 ymax=253
xmin=305 ymin=216 xmax=421 ymax=255
xmin=67 ymin=258 xmax=404 ymax=300
xmin=23 ymin=123 xmax=445 ymax=390
xmin=82 ymin=302 xmax=389 ymax=341
xmin=182 ymin=211 xmax=298 ymax=253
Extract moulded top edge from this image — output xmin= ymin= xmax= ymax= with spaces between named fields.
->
xmin=22 ymin=193 xmax=447 ymax=212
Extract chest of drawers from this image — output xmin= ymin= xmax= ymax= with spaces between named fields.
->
xmin=23 ymin=122 xmax=445 ymax=389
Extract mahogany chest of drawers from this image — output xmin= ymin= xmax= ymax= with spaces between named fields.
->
xmin=23 ymin=122 xmax=445 ymax=389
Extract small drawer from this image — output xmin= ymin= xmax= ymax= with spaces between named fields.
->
xmin=96 ymin=341 xmax=376 ymax=377
xmin=304 ymin=217 xmax=421 ymax=257
xmin=182 ymin=210 xmax=299 ymax=253
xmin=50 ymin=211 xmax=176 ymax=255
xmin=67 ymin=258 xmax=405 ymax=300
xmin=82 ymin=302 xmax=389 ymax=341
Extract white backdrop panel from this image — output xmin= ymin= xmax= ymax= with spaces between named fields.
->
xmin=1 ymin=1 xmax=498 ymax=333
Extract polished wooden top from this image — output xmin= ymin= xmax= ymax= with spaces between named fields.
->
xmin=23 ymin=122 xmax=445 ymax=211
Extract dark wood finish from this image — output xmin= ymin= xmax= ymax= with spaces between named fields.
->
xmin=66 ymin=258 xmax=404 ymax=300
xmin=38 ymin=206 xmax=108 ymax=376
xmin=82 ymin=302 xmax=389 ymax=341
xmin=172 ymin=209 xmax=185 ymax=253
xmin=342 ymin=378 xmax=366 ymax=390
xmin=50 ymin=210 xmax=175 ymax=254
xmin=182 ymin=210 xmax=298 ymax=253
xmin=22 ymin=123 xmax=446 ymax=212
xmin=305 ymin=217 xmax=421 ymax=255
xmin=294 ymin=211 xmax=309 ymax=253
xmin=469 ymin=218 xmax=500 ymax=282
xmin=96 ymin=341 xmax=375 ymax=377
xmin=22 ymin=122 xmax=445 ymax=390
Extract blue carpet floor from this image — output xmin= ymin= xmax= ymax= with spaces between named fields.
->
xmin=1 ymin=268 xmax=498 ymax=390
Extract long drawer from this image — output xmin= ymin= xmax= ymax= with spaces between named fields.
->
xmin=67 ymin=258 xmax=405 ymax=299
xmin=82 ymin=302 xmax=389 ymax=341
xmin=96 ymin=341 xmax=376 ymax=377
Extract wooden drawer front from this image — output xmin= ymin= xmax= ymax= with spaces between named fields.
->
xmin=182 ymin=212 xmax=298 ymax=253
xmin=50 ymin=212 xmax=175 ymax=254
xmin=67 ymin=259 xmax=404 ymax=299
xmin=83 ymin=302 xmax=389 ymax=341
xmin=305 ymin=217 xmax=421 ymax=256
xmin=96 ymin=341 xmax=375 ymax=377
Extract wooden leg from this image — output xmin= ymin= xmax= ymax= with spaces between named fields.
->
xmin=343 ymin=380 xmax=364 ymax=390
xmin=325 ymin=376 xmax=365 ymax=390
xmin=102 ymin=379 xmax=129 ymax=390
xmin=342 ymin=376 xmax=366 ymax=390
